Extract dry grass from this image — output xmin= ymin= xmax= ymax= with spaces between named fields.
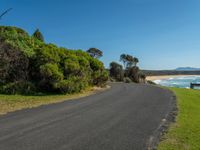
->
xmin=0 ymin=86 xmax=110 ymax=115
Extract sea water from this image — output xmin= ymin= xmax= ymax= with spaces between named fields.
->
xmin=154 ymin=76 xmax=200 ymax=89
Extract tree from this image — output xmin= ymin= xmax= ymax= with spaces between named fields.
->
xmin=126 ymin=66 xmax=140 ymax=83
xmin=120 ymin=54 xmax=127 ymax=69
xmin=133 ymin=57 xmax=139 ymax=67
xmin=87 ymin=48 xmax=103 ymax=59
xmin=109 ymin=62 xmax=124 ymax=81
xmin=32 ymin=29 xmax=44 ymax=42
xmin=0 ymin=42 xmax=29 ymax=84
xmin=126 ymin=54 xmax=134 ymax=68
xmin=0 ymin=26 xmax=108 ymax=94
xmin=120 ymin=54 xmax=135 ymax=68
xmin=138 ymin=72 xmax=146 ymax=83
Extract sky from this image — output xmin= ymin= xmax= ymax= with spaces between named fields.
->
xmin=1 ymin=0 xmax=200 ymax=70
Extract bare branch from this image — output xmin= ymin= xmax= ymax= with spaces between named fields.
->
xmin=0 ymin=8 xmax=12 ymax=20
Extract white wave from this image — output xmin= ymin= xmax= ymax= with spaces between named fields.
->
xmin=154 ymin=80 xmax=162 ymax=84
xmin=169 ymin=78 xmax=174 ymax=80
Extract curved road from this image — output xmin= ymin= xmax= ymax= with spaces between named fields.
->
xmin=0 ymin=83 xmax=174 ymax=150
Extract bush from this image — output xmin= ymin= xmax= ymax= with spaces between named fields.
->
xmin=40 ymin=63 xmax=63 ymax=81
xmin=53 ymin=77 xmax=87 ymax=94
xmin=147 ymin=80 xmax=156 ymax=85
xmin=0 ymin=81 xmax=36 ymax=95
xmin=0 ymin=26 xmax=109 ymax=94
xmin=64 ymin=56 xmax=80 ymax=76
xmin=0 ymin=43 xmax=29 ymax=84
xmin=92 ymin=70 xmax=109 ymax=86
xmin=124 ymin=77 xmax=132 ymax=83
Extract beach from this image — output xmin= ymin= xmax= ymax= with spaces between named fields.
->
xmin=146 ymin=75 xmax=199 ymax=81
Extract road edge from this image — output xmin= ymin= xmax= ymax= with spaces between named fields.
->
xmin=146 ymin=87 xmax=178 ymax=150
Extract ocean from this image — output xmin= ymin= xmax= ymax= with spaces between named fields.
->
xmin=154 ymin=76 xmax=200 ymax=89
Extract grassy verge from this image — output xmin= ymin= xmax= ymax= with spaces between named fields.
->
xmin=0 ymin=86 xmax=109 ymax=115
xmin=158 ymin=88 xmax=200 ymax=150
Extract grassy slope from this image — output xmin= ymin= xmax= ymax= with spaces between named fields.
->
xmin=0 ymin=87 xmax=107 ymax=115
xmin=158 ymin=88 xmax=200 ymax=150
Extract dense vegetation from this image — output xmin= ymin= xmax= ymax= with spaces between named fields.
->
xmin=0 ymin=26 xmax=108 ymax=94
xmin=109 ymin=54 xmax=146 ymax=83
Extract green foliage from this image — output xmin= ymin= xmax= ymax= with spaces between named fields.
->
xmin=53 ymin=77 xmax=88 ymax=94
xmin=86 ymin=48 xmax=103 ymax=58
xmin=89 ymin=58 xmax=104 ymax=71
xmin=120 ymin=53 xmax=139 ymax=68
xmin=147 ymin=80 xmax=156 ymax=85
xmin=92 ymin=70 xmax=109 ymax=86
xmin=64 ymin=56 xmax=80 ymax=76
xmin=0 ymin=81 xmax=36 ymax=95
xmin=110 ymin=54 xmax=145 ymax=83
xmin=0 ymin=26 xmax=39 ymax=56
xmin=0 ymin=42 xmax=29 ymax=84
xmin=32 ymin=29 xmax=44 ymax=42
xmin=126 ymin=66 xmax=140 ymax=83
xmin=124 ymin=77 xmax=132 ymax=83
xmin=109 ymin=62 xmax=124 ymax=81
xmin=40 ymin=63 xmax=63 ymax=81
xmin=0 ymin=26 xmax=108 ymax=94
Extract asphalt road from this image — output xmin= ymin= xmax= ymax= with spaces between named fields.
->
xmin=0 ymin=83 xmax=174 ymax=150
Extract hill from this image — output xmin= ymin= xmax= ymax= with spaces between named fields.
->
xmin=175 ymin=67 xmax=200 ymax=71
xmin=143 ymin=70 xmax=200 ymax=76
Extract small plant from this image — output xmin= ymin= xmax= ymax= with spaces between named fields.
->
xmin=124 ymin=77 xmax=132 ymax=83
xmin=147 ymin=80 xmax=156 ymax=85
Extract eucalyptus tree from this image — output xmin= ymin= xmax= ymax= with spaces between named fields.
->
xmin=120 ymin=54 xmax=127 ymax=69
xmin=87 ymin=48 xmax=103 ymax=59
xmin=133 ymin=57 xmax=139 ymax=67
xmin=32 ymin=29 xmax=44 ymax=42
xmin=109 ymin=62 xmax=124 ymax=81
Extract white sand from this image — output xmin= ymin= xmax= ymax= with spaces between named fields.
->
xmin=146 ymin=75 xmax=199 ymax=81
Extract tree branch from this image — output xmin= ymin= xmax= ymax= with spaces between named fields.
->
xmin=0 ymin=8 xmax=12 ymax=20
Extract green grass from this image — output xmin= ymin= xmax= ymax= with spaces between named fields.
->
xmin=0 ymin=86 xmax=108 ymax=115
xmin=158 ymin=88 xmax=200 ymax=150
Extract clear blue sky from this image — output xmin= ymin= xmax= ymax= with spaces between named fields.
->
xmin=1 ymin=0 xmax=200 ymax=70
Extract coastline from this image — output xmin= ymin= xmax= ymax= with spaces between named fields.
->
xmin=146 ymin=75 xmax=199 ymax=81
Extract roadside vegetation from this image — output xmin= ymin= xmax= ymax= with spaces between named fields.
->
xmin=158 ymin=88 xmax=200 ymax=150
xmin=109 ymin=54 xmax=146 ymax=83
xmin=0 ymin=86 xmax=108 ymax=115
xmin=0 ymin=25 xmax=146 ymax=114
xmin=0 ymin=26 xmax=108 ymax=95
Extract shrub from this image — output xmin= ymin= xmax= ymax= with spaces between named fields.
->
xmin=124 ymin=77 xmax=132 ymax=83
xmin=64 ymin=56 xmax=80 ymax=76
xmin=40 ymin=63 xmax=63 ymax=81
xmin=32 ymin=29 xmax=44 ymax=42
xmin=89 ymin=58 xmax=104 ymax=71
xmin=53 ymin=77 xmax=87 ymax=94
xmin=147 ymin=80 xmax=156 ymax=85
xmin=0 ymin=81 xmax=36 ymax=95
xmin=92 ymin=70 xmax=109 ymax=86
xmin=109 ymin=62 xmax=124 ymax=81
xmin=0 ymin=26 xmax=109 ymax=94
xmin=0 ymin=43 xmax=29 ymax=84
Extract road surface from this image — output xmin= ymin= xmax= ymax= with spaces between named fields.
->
xmin=0 ymin=83 xmax=175 ymax=150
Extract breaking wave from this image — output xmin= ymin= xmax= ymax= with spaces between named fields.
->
xmin=155 ymin=76 xmax=200 ymax=89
